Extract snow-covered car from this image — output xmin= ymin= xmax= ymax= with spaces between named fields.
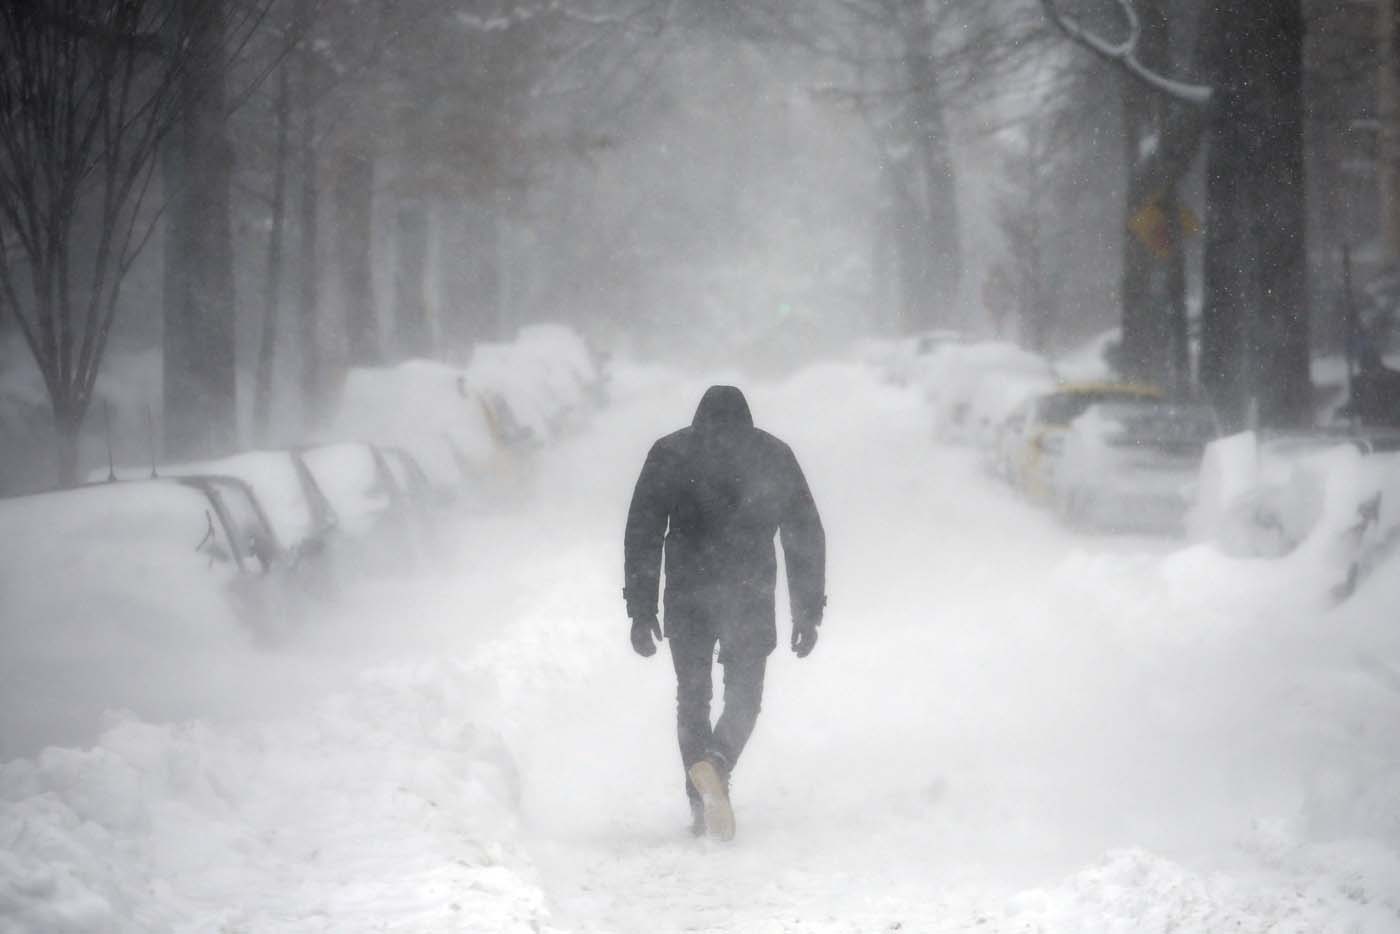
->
xmin=173 ymin=473 xmax=316 ymax=627
xmin=383 ymin=446 xmax=434 ymax=507
xmin=95 ymin=449 xmax=341 ymax=561
xmin=326 ymin=359 xmax=500 ymax=489
xmin=298 ymin=442 xmax=407 ymax=539
xmin=478 ymin=389 xmax=542 ymax=450
xmin=1192 ymin=428 xmax=1400 ymax=599
xmin=911 ymin=341 xmax=1055 ymax=445
xmin=176 ymin=474 xmax=284 ymax=572
xmin=0 ymin=479 xmax=263 ymax=755
xmin=382 ymin=445 xmax=445 ymax=557
xmin=884 ymin=329 xmax=966 ymax=386
xmin=1007 ymin=382 xmax=1164 ymax=500
xmin=0 ymin=477 xmax=275 ymax=621
xmin=1049 ymin=400 xmax=1220 ymax=532
xmin=162 ymin=450 xmax=339 ymax=561
xmin=297 ymin=442 xmax=428 ymax=573
xmin=965 ymin=365 xmax=1057 ymax=453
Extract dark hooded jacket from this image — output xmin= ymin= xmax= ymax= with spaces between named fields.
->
xmin=623 ymin=386 xmax=826 ymax=659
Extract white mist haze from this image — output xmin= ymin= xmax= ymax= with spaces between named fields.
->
xmin=3 ymin=2 xmax=1399 ymax=930
xmin=4 ymin=364 xmax=1398 ymax=930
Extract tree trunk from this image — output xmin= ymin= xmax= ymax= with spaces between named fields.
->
xmin=253 ymin=62 xmax=291 ymax=444
xmin=1163 ymin=183 xmax=1190 ymax=392
xmin=1249 ymin=0 xmax=1310 ymax=427
xmin=890 ymin=161 xmax=921 ymax=336
xmin=1118 ymin=0 xmax=1172 ymax=385
xmin=333 ymin=145 xmax=379 ymax=366
xmin=901 ymin=0 xmax=960 ymax=327
xmin=1379 ymin=0 xmax=1400 ymax=262
xmin=871 ymin=204 xmax=894 ymax=336
xmin=393 ymin=197 xmax=431 ymax=358
xmin=475 ymin=190 xmax=506 ymax=340
xmin=1200 ymin=0 xmax=1311 ymax=429
xmin=162 ymin=0 xmax=238 ymax=460
xmin=1119 ymin=89 xmax=1155 ymax=380
xmin=52 ymin=395 xmax=82 ymax=489
xmin=296 ymin=43 xmax=322 ymax=428
xmin=437 ymin=201 xmax=491 ymax=356
xmin=1200 ymin=85 xmax=1250 ymax=428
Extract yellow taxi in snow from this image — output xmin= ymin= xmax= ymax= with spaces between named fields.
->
xmin=1009 ymin=382 xmax=1164 ymax=500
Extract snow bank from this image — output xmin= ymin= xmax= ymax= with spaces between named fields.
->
xmin=0 ymin=663 xmax=548 ymax=934
xmin=1002 ymin=846 xmax=1399 ymax=931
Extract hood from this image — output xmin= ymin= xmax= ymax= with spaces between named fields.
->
xmin=692 ymin=385 xmax=753 ymax=432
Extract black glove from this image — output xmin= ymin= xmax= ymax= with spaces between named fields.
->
xmin=791 ymin=617 xmax=819 ymax=658
xmin=630 ymin=615 xmax=663 ymax=657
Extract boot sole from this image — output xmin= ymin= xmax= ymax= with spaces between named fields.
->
xmin=687 ymin=759 xmax=735 ymax=842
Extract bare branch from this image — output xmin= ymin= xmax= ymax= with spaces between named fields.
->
xmin=1040 ymin=0 xmax=1212 ymax=105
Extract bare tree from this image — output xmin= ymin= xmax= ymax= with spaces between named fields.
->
xmin=0 ymin=1 xmax=199 ymax=485
xmin=1042 ymin=0 xmax=1311 ymax=427
xmin=764 ymin=1 xmax=1047 ymax=334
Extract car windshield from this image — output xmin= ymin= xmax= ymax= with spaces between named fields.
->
xmin=1094 ymin=401 xmax=1218 ymax=447
xmin=1037 ymin=389 xmax=1157 ymax=427
xmin=211 ymin=480 xmax=273 ymax=551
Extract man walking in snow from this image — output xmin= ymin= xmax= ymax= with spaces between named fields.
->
xmin=624 ymin=385 xmax=826 ymax=841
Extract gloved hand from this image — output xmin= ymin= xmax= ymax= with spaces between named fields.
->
xmin=630 ymin=615 xmax=663 ymax=657
xmin=791 ymin=616 xmax=819 ymax=658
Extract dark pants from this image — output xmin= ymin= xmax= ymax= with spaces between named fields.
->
xmin=670 ymin=625 xmax=767 ymax=804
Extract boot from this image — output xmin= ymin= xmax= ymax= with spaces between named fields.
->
xmin=687 ymin=756 xmax=735 ymax=842
xmin=688 ymin=797 xmax=705 ymax=837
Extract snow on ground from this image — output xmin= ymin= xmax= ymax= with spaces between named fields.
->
xmin=4 ymin=362 xmax=1400 ymax=932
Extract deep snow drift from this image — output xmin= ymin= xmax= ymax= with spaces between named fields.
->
xmin=4 ymin=362 xmax=1400 ymax=932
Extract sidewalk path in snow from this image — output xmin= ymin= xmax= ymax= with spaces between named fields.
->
xmin=503 ymin=364 xmax=1400 ymax=932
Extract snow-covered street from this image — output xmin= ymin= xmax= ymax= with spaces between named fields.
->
xmin=5 ymin=363 xmax=1400 ymax=932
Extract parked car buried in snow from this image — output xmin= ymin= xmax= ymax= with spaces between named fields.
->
xmin=1191 ymin=428 xmax=1400 ymax=600
xmin=298 ymin=442 xmax=406 ymax=537
xmin=96 ymin=449 xmax=342 ymax=569
xmin=884 ymin=329 xmax=966 ymax=387
xmin=0 ymin=478 xmax=275 ymax=755
xmin=1049 ymin=400 xmax=1220 ymax=532
xmin=1007 ymin=382 xmax=1165 ymax=500
xmin=910 ymin=340 xmax=1054 ymax=446
xmin=0 ymin=477 xmax=274 ymax=630
xmin=298 ymin=442 xmax=428 ymax=572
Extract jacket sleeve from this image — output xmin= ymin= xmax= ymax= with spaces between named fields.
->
xmin=623 ymin=441 xmax=670 ymax=620
xmin=778 ymin=445 xmax=826 ymax=625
